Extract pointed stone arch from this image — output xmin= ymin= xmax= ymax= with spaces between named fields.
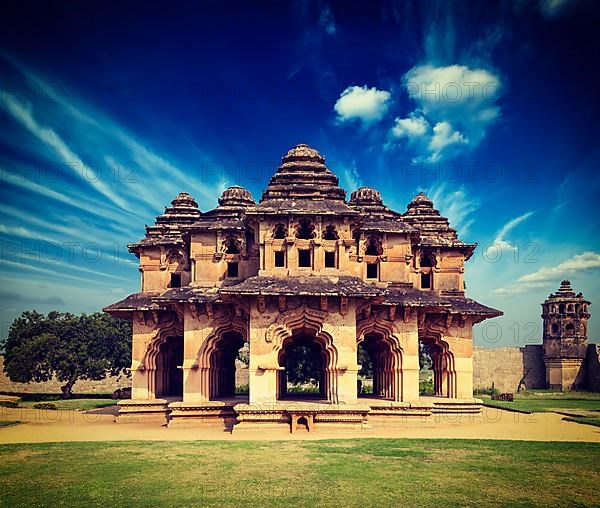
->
xmin=194 ymin=316 xmax=249 ymax=400
xmin=141 ymin=320 xmax=184 ymax=398
xmin=418 ymin=316 xmax=457 ymax=398
xmin=356 ymin=318 xmax=405 ymax=401
xmin=264 ymin=305 xmax=341 ymax=403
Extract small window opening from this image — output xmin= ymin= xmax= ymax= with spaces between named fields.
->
xmin=298 ymin=249 xmax=311 ymax=268
xmin=275 ymin=251 xmax=285 ymax=267
xmin=551 ymin=323 xmax=559 ymax=334
xmin=170 ymin=273 xmax=182 ymax=288
xmin=565 ymin=322 xmax=574 ymax=334
xmin=366 ymin=263 xmax=378 ymax=279
xmin=421 ymin=272 xmax=432 ymax=289
xmin=324 ymin=251 xmax=336 ymax=268
xmin=323 ymin=224 xmax=339 ymax=240
xmin=420 ymin=252 xmax=435 ymax=267
xmin=227 ymin=262 xmax=239 ymax=278
xmin=365 ymin=237 xmax=382 ymax=256
xmin=273 ymin=223 xmax=287 ymax=239
xmin=296 ymin=219 xmax=315 ymax=240
xmin=225 ymin=237 xmax=240 ymax=254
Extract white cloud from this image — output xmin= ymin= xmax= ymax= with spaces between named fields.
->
xmin=427 ymin=121 xmax=468 ymax=162
xmin=334 ymin=85 xmax=391 ymax=126
xmin=391 ymin=114 xmax=429 ymax=138
xmin=492 ymin=251 xmax=600 ymax=296
xmin=520 ymin=252 xmax=600 ymax=283
xmin=485 ymin=212 xmax=534 ymax=258
xmin=390 ymin=64 xmax=502 ymax=162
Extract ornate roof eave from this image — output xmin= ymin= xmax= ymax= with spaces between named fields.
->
xmin=414 ymin=240 xmax=477 ymax=260
xmin=127 ymin=236 xmax=186 ymax=254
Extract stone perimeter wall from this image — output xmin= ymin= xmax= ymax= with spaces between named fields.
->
xmin=473 ymin=344 xmax=600 ymax=393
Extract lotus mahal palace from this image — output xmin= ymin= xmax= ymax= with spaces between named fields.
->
xmin=106 ymin=143 xmax=529 ymax=432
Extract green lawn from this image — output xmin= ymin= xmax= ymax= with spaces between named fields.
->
xmin=563 ymin=416 xmax=600 ymax=428
xmin=0 ymin=439 xmax=599 ymax=507
xmin=482 ymin=391 xmax=600 ymax=414
xmin=17 ymin=398 xmax=116 ymax=411
xmin=0 ymin=421 xmax=20 ymax=428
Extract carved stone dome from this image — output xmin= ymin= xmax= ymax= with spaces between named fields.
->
xmin=218 ymin=185 xmax=256 ymax=207
xmin=171 ymin=192 xmax=199 ymax=209
xmin=349 ymin=187 xmax=384 ymax=206
xmin=155 ymin=192 xmax=201 ymax=225
xmin=407 ymin=192 xmax=434 ymax=211
xmin=282 ymin=143 xmax=325 ymax=164
xmin=259 ymin=144 xmax=347 ymax=204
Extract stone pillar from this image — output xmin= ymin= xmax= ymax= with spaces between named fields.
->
xmin=444 ymin=319 xmax=474 ymax=399
xmin=131 ymin=314 xmax=155 ymax=400
xmin=182 ymin=306 xmax=212 ymax=402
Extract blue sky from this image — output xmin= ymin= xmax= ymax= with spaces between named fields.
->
xmin=0 ymin=0 xmax=599 ymax=347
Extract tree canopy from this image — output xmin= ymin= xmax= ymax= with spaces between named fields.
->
xmin=1 ymin=311 xmax=131 ymax=398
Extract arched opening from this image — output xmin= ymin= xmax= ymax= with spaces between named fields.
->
xmin=224 ymin=236 xmax=240 ymax=254
xmin=559 ymin=303 xmax=565 ymax=313
xmin=365 ymin=237 xmax=383 ymax=256
xmin=209 ymin=331 xmax=245 ymax=400
xmin=419 ymin=341 xmax=434 ymax=396
xmin=418 ymin=336 xmax=454 ymax=398
xmin=551 ymin=323 xmax=559 ymax=335
xmin=357 ymin=332 xmax=402 ymax=401
xmin=296 ymin=416 xmax=309 ymax=430
xmin=420 ymin=252 xmax=435 ymax=290
xmin=295 ymin=219 xmax=315 ymax=240
xmin=273 ymin=223 xmax=287 ymax=239
xmin=565 ymin=322 xmax=574 ymax=335
xmin=278 ymin=333 xmax=328 ymax=400
xmin=154 ymin=336 xmax=184 ymax=398
xmin=322 ymin=224 xmax=339 ymax=240
xmin=420 ymin=251 xmax=435 ymax=267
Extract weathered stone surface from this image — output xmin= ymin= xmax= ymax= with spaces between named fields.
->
xmin=104 ymin=143 xmax=502 ymax=430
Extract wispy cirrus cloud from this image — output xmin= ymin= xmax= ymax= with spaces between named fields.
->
xmin=0 ymin=53 xmax=227 ymax=309
xmin=424 ymin=181 xmax=480 ymax=236
xmin=493 ymin=251 xmax=600 ymax=296
xmin=0 ymin=94 xmax=132 ymax=211
xmin=485 ymin=212 xmax=534 ymax=257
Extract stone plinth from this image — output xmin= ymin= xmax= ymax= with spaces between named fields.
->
xmin=232 ymin=401 xmax=370 ymax=433
xmin=115 ymin=399 xmax=171 ymax=424
xmin=167 ymin=400 xmax=239 ymax=430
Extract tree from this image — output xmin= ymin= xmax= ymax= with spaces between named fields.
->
xmin=1 ymin=311 xmax=131 ymax=399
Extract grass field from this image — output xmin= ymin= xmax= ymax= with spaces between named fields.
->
xmin=563 ymin=416 xmax=600 ymax=428
xmin=0 ymin=439 xmax=598 ymax=507
xmin=16 ymin=399 xmax=116 ymax=411
xmin=482 ymin=391 xmax=600 ymax=414
xmin=0 ymin=421 xmax=20 ymax=428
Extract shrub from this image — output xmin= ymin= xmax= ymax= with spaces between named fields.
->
xmin=32 ymin=402 xmax=58 ymax=410
xmin=474 ymin=387 xmax=500 ymax=396
xmin=287 ymin=383 xmax=320 ymax=394
xmin=419 ymin=379 xmax=434 ymax=396
xmin=235 ymin=384 xmax=249 ymax=395
xmin=0 ymin=400 xmax=19 ymax=408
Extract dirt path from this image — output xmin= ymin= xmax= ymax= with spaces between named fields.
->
xmin=1 ymin=405 xmax=599 ymax=443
